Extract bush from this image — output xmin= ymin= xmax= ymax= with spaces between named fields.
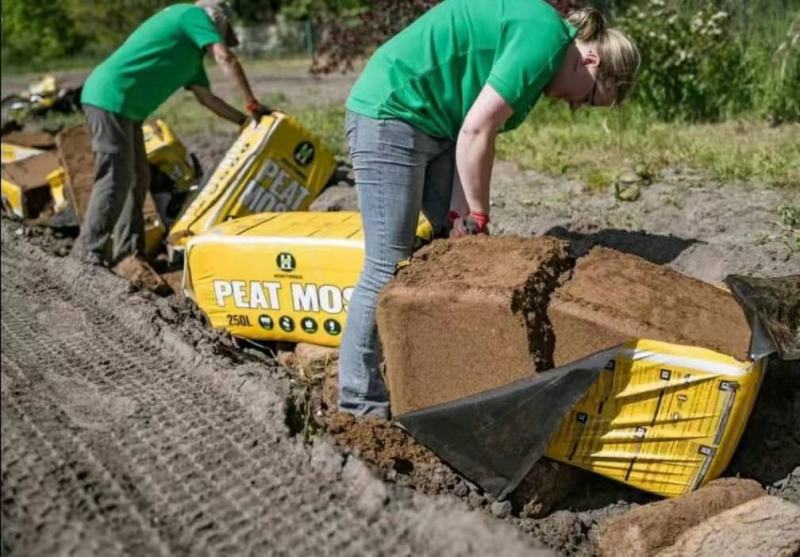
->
xmin=1 ymin=0 xmax=85 ymax=64
xmin=617 ymin=0 xmax=753 ymax=122
xmin=758 ymin=16 xmax=800 ymax=125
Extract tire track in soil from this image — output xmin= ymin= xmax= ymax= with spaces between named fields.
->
xmin=0 ymin=235 xmax=549 ymax=556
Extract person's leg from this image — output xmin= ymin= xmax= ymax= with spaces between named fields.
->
xmin=420 ymin=143 xmax=456 ymax=237
xmin=72 ymin=106 xmax=136 ymax=264
xmin=112 ymin=122 xmax=150 ymax=261
xmin=338 ymin=111 xmax=439 ymax=418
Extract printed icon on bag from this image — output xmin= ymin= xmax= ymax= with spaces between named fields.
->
xmin=279 ymin=316 xmax=295 ymax=332
xmin=324 ymin=319 xmax=342 ymax=336
xmin=276 ymin=252 xmax=296 ymax=272
xmin=301 ymin=317 xmax=318 ymax=333
xmin=660 ymin=369 xmax=672 ymax=381
xmin=698 ymin=445 xmax=715 ymax=456
xmin=258 ymin=315 xmax=274 ymax=330
xmin=293 ymin=141 xmax=315 ymax=166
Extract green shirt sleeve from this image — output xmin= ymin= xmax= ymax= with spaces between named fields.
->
xmin=182 ymin=6 xmax=223 ymax=49
xmin=186 ymin=63 xmax=211 ymax=89
xmin=487 ymin=17 xmax=575 ymax=117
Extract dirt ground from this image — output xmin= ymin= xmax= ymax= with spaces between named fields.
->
xmin=2 ymin=62 xmax=799 ymax=556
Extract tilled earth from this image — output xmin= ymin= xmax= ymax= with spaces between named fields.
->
xmin=0 ymin=227 xmax=554 ymax=556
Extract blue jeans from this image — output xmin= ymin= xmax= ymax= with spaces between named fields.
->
xmin=339 ymin=110 xmax=455 ymax=419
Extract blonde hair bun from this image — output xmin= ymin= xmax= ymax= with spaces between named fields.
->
xmin=567 ymin=7 xmax=607 ymax=42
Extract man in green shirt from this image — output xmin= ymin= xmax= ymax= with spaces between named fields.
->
xmin=74 ymin=0 xmax=269 ymax=265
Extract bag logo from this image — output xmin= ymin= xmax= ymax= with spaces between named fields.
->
xmin=276 ymin=252 xmax=296 ymax=272
xmin=293 ymin=141 xmax=315 ymax=166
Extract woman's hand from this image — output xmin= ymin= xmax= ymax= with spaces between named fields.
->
xmin=448 ymin=210 xmax=490 ymax=238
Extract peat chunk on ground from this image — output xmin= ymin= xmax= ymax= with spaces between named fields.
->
xmin=658 ymin=495 xmax=800 ymax=557
xmin=113 ymin=256 xmax=172 ymax=296
xmin=2 ymin=130 xmax=57 ymax=149
xmin=56 ymin=124 xmax=95 ymax=220
xmin=597 ymin=477 xmax=765 ymax=557
xmin=549 ymin=246 xmax=752 ymax=365
xmin=377 ymin=236 xmax=570 ymax=416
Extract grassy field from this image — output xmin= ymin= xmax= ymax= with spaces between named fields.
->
xmin=7 ymin=56 xmax=797 ymax=190
xmin=153 ymin=92 xmax=799 ymax=189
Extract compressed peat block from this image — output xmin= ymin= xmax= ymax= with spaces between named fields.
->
xmin=377 ymin=236 xmax=571 ymax=416
xmin=598 ymin=477 xmax=765 ymax=557
xmin=56 ymin=124 xmax=162 ymax=232
xmin=379 ymin=240 xmax=754 ymax=418
xmin=2 ymin=130 xmax=57 ymax=149
xmin=2 ymin=150 xmax=61 ymax=186
xmin=549 ymin=246 xmax=751 ymax=365
xmin=56 ymin=124 xmax=95 ymax=220
xmin=657 ymin=495 xmax=800 ymax=557
xmin=1 ymin=150 xmax=62 ymax=218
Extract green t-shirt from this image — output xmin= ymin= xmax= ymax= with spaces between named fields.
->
xmin=81 ymin=4 xmax=222 ymax=121
xmin=346 ymin=0 xmax=577 ymax=139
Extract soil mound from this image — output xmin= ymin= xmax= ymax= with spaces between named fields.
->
xmin=326 ymin=412 xmax=439 ymax=470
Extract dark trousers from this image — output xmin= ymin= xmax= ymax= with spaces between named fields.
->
xmin=73 ymin=105 xmax=149 ymax=263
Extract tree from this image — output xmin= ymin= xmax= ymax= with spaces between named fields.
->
xmin=310 ymin=0 xmax=438 ymax=74
xmin=1 ymin=0 xmax=85 ymax=64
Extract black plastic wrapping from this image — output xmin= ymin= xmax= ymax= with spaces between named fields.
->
xmin=725 ymin=274 xmax=800 ymax=361
xmin=396 ymin=347 xmax=618 ymax=499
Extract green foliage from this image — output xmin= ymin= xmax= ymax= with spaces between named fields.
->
xmin=62 ymin=0 xmax=184 ymax=55
xmin=778 ymin=204 xmax=800 ymax=229
xmin=280 ymin=0 xmax=364 ymax=21
xmin=617 ymin=1 xmax=752 ymax=121
xmin=231 ymin=0 xmax=281 ymax=24
xmin=1 ymin=0 xmax=85 ymax=64
xmin=757 ymin=17 xmax=800 ymax=125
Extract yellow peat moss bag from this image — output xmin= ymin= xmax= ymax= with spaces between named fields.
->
xmin=398 ymin=340 xmax=765 ymax=500
xmin=184 ymin=211 xmax=435 ymax=347
xmin=544 ymin=340 xmax=765 ymax=498
xmin=169 ymin=112 xmax=336 ymax=248
xmin=143 ymin=119 xmax=200 ymax=192
xmin=1 ymin=143 xmax=44 ymax=164
xmin=1 ymin=151 xmax=61 ymax=219
xmin=184 ymin=212 xmax=364 ymax=347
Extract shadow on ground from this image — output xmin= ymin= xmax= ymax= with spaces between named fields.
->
xmin=547 ymin=226 xmax=698 ymax=265
xmin=727 ymin=355 xmax=800 ymax=485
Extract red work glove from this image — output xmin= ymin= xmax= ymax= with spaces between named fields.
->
xmin=246 ymin=99 xmax=272 ymax=121
xmin=449 ymin=210 xmax=489 ymax=238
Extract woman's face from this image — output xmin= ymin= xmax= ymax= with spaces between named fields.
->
xmin=545 ymin=43 xmax=613 ymax=108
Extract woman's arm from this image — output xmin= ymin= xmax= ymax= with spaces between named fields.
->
xmin=453 ymin=85 xmax=514 ymax=217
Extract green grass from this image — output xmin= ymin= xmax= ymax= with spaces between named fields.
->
xmin=140 ymin=92 xmax=800 ymax=189
xmin=1 ymin=54 xmax=106 ymax=76
xmin=497 ymin=99 xmax=800 ymax=189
